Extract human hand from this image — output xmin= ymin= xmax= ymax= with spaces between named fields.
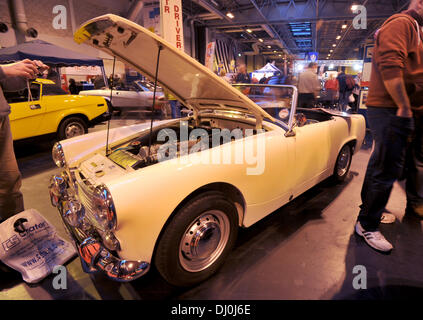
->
xmin=396 ymin=107 xmax=413 ymax=118
xmin=33 ymin=60 xmax=49 ymax=75
xmin=1 ymin=59 xmax=45 ymax=79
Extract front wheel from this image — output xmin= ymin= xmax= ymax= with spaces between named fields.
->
xmin=154 ymin=191 xmax=239 ymax=287
xmin=333 ymin=144 xmax=352 ymax=182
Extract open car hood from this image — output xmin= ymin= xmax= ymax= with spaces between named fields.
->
xmin=74 ymin=14 xmax=274 ymax=127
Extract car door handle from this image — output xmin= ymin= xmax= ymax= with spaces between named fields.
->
xmin=30 ymin=104 xmax=41 ymax=110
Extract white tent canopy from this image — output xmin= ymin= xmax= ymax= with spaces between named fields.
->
xmin=255 ymin=63 xmax=281 ymax=73
xmin=252 ymin=63 xmax=281 ymax=81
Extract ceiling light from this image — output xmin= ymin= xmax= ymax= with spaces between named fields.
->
xmin=342 ymin=24 xmax=347 ymax=29
xmin=278 ymin=54 xmax=282 ymax=57
xmin=267 ymin=45 xmax=271 ymax=48
xmin=273 ymin=50 xmax=277 ymax=53
xmin=354 ymin=64 xmax=362 ymax=71
xmin=332 ymin=44 xmax=337 ymax=47
xmin=246 ymin=29 xmax=252 ymax=33
xmin=330 ymin=49 xmax=333 ymax=52
xmin=258 ymin=38 xmax=263 ymax=42
xmin=328 ymin=54 xmax=331 ymax=57
xmin=351 ymin=4 xmax=358 ymax=11
xmin=226 ymin=12 xmax=234 ymax=19
xmin=336 ymin=35 xmax=341 ymax=40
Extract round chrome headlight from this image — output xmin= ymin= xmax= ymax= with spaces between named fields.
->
xmin=93 ymin=185 xmax=117 ymax=231
xmin=52 ymin=142 xmax=66 ymax=168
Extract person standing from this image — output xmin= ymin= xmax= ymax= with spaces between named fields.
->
xmin=267 ymin=71 xmax=285 ymax=85
xmin=68 ymin=78 xmax=78 ymax=94
xmin=0 ymin=59 xmax=48 ymax=222
xmin=164 ymin=91 xmax=180 ymax=119
xmin=297 ymin=62 xmax=321 ymax=108
xmin=337 ymin=67 xmax=354 ymax=111
xmin=355 ymin=0 xmax=423 ymax=252
xmin=350 ymin=72 xmax=362 ymax=113
xmin=234 ymin=64 xmax=251 ymax=84
xmin=324 ymin=74 xmax=339 ymax=108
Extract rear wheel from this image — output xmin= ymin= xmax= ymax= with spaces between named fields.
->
xmin=333 ymin=144 xmax=352 ymax=182
xmin=154 ymin=191 xmax=239 ymax=287
xmin=57 ymin=116 xmax=88 ymax=140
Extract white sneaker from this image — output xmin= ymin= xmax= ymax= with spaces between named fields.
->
xmin=355 ymin=221 xmax=393 ymax=252
xmin=380 ymin=212 xmax=396 ymax=224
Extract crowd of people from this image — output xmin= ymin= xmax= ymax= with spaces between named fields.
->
xmin=229 ymin=62 xmax=362 ymax=112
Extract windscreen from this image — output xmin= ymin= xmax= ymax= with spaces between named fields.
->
xmin=232 ymin=84 xmax=295 ymax=127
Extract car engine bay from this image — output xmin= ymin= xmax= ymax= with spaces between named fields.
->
xmin=107 ymin=117 xmax=262 ymax=170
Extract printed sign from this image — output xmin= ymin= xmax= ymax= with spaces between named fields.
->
xmin=144 ymin=6 xmax=160 ymax=35
xmin=364 ymin=45 xmax=374 ymax=63
xmin=160 ymin=0 xmax=184 ymax=51
xmin=62 ymin=66 xmax=102 ymax=76
xmin=205 ymin=42 xmax=216 ymax=71
xmin=308 ymin=52 xmax=319 ymax=62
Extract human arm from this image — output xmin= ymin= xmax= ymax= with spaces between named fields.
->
xmin=0 ymin=59 xmax=48 ymax=92
xmin=384 ymin=77 xmax=412 ymax=117
xmin=376 ymin=18 xmax=416 ymax=117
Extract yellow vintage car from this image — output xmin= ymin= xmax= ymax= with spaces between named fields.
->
xmin=5 ymin=78 xmax=110 ymax=141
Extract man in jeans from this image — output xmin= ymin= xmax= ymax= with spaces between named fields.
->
xmin=0 ymin=59 xmax=48 ymax=222
xmin=337 ymin=67 xmax=353 ymax=111
xmin=355 ymin=0 xmax=423 ymax=252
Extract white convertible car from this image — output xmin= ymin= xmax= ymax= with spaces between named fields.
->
xmin=49 ymin=14 xmax=365 ymax=286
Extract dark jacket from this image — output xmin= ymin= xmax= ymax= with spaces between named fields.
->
xmin=337 ymin=72 xmax=348 ymax=92
xmin=0 ymin=67 xmax=28 ymax=117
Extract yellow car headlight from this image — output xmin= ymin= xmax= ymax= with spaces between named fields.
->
xmin=52 ymin=142 xmax=66 ymax=168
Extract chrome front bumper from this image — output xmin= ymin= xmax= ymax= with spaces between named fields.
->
xmin=48 ymin=173 xmax=149 ymax=282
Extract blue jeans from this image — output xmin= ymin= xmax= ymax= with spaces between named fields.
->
xmin=170 ymin=100 xmax=181 ymax=119
xmin=339 ymin=90 xmax=352 ymax=111
xmin=358 ymin=107 xmax=420 ymax=231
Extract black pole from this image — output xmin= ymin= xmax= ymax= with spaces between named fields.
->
xmin=106 ymin=56 xmax=116 ymax=156
xmin=148 ymin=44 xmax=163 ymax=157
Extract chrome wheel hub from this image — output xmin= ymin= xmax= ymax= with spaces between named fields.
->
xmin=179 ymin=210 xmax=230 ymax=272
xmin=337 ymin=145 xmax=351 ymax=177
xmin=65 ymin=122 xmax=84 ymax=138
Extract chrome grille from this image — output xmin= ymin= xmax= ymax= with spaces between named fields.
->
xmin=74 ymin=171 xmax=105 ymax=231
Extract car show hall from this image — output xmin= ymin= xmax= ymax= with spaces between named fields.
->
xmin=2 ymin=128 xmax=422 ymax=300
xmin=0 ymin=0 xmax=422 ymax=304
